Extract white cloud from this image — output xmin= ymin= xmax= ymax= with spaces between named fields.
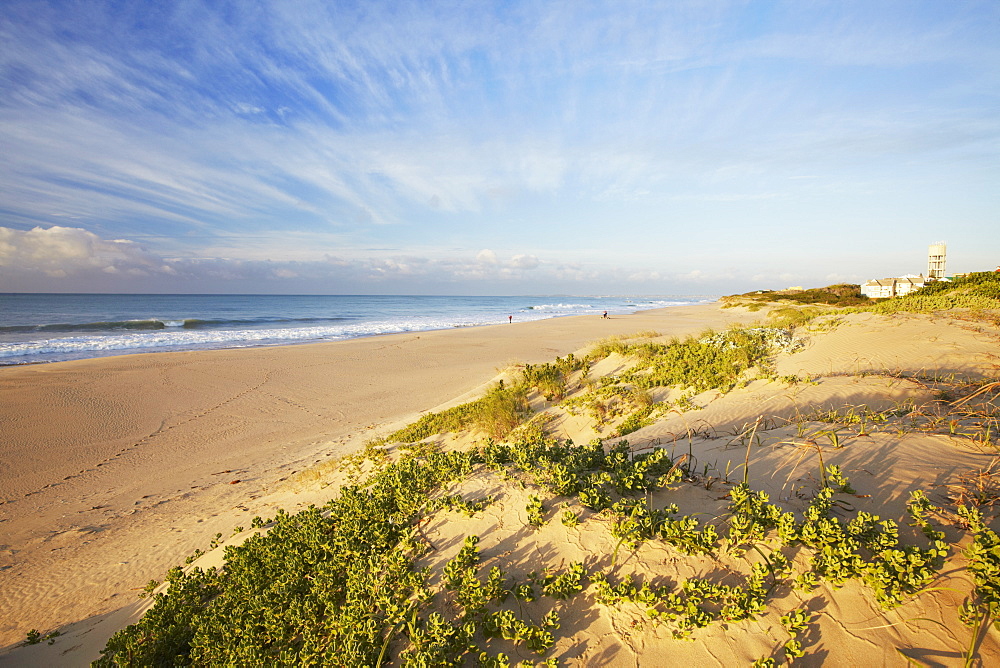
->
xmin=0 ymin=227 xmax=562 ymax=290
xmin=233 ymin=103 xmax=266 ymax=115
xmin=0 ymin=226 xmax=162 ymax=277
xmin=509 ymin=254 xmax=539 ymax=270
xmin=476 ymin=249 xmax=499 ymax=265
xmin=626 ymin=270 xmax=663 ymax=281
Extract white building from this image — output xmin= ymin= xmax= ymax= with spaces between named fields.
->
xmin=861 ymin=274 xmax=926 ymax=299
xmin=861 ymin=278 xmax=894 ymax=299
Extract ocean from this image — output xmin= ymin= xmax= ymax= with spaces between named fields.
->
xmin=0 ymin=293 xmax=714 ymax=366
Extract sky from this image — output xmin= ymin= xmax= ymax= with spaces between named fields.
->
xmin=1 ymin=0 xmax=998 ymax=295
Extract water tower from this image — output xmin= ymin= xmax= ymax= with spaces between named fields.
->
xmin=927 ymin=242 xmax=946 ymax=280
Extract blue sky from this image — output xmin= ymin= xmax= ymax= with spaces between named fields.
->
xmin=1 ymin=0 xmax=997 ymax=295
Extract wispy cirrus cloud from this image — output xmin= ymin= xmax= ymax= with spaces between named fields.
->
xmin=1 ymin=1 xmax=998 ymax=293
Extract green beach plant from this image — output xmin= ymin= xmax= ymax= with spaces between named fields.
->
xmin=722 ymin=284 xmax=870 ymax=308
xmin=526 ymin=494 xmax=546 ymax=527
xmin=93 ymin=435 xmax=977 ymax=666
xmin=89 ymin=319 xmax=1000 ymax=666
xmin=847 ymin=271 xmax=1000 ymax=316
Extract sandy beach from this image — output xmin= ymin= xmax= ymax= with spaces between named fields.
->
xmin=0 ymin=303 xmax=757 ymax=663
xmin=2 ymin=301 xmax=999 ymax=666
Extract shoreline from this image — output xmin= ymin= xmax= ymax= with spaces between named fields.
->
xmin=0 ymin=295 xmax=716 ymax=368
xmin=0 ymin=301 xmax=751 ymax=659
xmin=0 ymin=311 xmax=673 ymax=369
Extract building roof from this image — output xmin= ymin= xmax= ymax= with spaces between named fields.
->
xmin=863 ymin=275 xmax=926 ymax=286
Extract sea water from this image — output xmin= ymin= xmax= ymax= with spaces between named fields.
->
xmin=0 ymin=293 xmax=713 ymax=365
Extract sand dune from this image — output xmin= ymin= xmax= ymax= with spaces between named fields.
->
xmin=0 ymin=304 xmax=755 ymax=663
xmin=2 ymin=304 xmax=998 ymax=666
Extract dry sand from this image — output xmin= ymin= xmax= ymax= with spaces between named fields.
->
xmin=0 ymin=303 xmax=756 ymax=664
xmin=2 ymin=304 xmax=999 ymax=666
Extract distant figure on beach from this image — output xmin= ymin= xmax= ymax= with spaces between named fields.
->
xmin=602 ymin=311 xmax=608 ymax=319
xmin=509 ymin=315 xmax=512 ymax=323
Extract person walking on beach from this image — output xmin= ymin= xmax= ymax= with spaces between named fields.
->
xmin=602 ymin=311 xmax=608 ymax=319
xmin=509 ymin=315 xmax=513 ymax=323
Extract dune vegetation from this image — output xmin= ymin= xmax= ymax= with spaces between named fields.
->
xmin=723 ymin=273 xmax=1000 ymax=332
xmin=721 ymin=284 xmax=873 ymax=309
xmin=60 ymin=275 xmax=1000 ymax=666
xmin=85 ymin=297 xmax=1000 ymax=667
xmin=855 ymin=272 xmax=1000 ymax=316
